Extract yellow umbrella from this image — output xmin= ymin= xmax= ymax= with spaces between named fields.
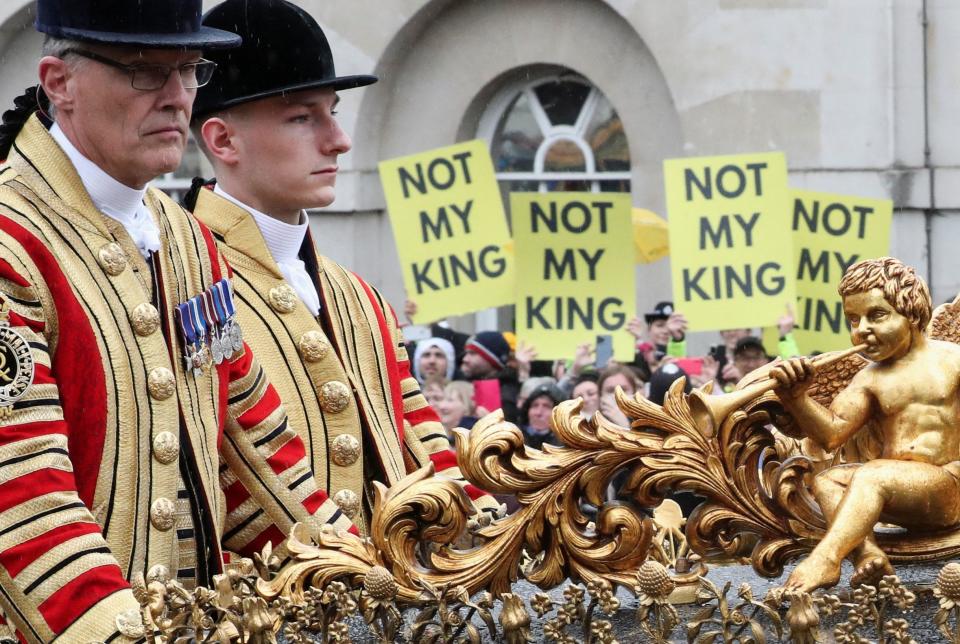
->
xmin=633 ymin=208 xmax=669 ymax=264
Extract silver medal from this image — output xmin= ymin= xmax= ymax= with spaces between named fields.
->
xmin=230 ymin=321 xmax=243 ymax=353
xmin=210 ymin=332 xmax=224 ymax=365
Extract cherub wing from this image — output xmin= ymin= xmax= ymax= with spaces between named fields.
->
xmin=738 ymin=348 xmax=877 ymax=464
xmin=928 ymin=294 xmax=960 ymax=344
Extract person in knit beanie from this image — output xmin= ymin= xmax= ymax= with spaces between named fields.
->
xmin=461 ymin=330 xmax=521 ymax=423
xmin=462 ymin=331 xmax=512 ymax=379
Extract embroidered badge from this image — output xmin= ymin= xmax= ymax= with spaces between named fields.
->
xmin=0 ymin=301 xmax=35 ymax=418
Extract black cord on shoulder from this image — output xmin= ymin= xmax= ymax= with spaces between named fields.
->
xmin=182 ymin=176 xmax=217 ymax=211
xmin=0 ymin=85 xmax=51 ymax=161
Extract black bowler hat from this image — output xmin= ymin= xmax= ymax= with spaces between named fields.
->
xmin=193 ymin=0 xmax=378 ymax=118
xmin=35 ymin=0 xmax=241 ymax=50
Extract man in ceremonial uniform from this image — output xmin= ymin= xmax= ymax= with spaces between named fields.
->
xmin=187 ymin=0 xmax=498 ymax=535
xmin=0 ymin=1 xmax=353 ymax=640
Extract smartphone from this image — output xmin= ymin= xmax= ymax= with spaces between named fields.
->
xmin=595 ymin=334 xmax=614 ymax=369
xmin=674 ymin=357 xmax=704 ymax=376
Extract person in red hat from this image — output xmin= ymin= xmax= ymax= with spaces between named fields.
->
xmin=184 ymin=0 xmax=499 ymax=536
xmin=0 ymin=1 xmax=346 ymax=639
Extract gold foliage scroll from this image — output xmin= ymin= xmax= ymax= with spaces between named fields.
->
xmin=259 ymin=406 xmax=656 ymax=602
xmin=263 ymin=338 xmax=960 ymax=602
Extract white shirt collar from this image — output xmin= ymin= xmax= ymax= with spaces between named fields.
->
xmin=213 ymin=184 xmax=321 ymax=315
xmin=213 ymin=184 xmax=308 ymax=263
xmin=49 ymin=123 xmax=161 ymax=258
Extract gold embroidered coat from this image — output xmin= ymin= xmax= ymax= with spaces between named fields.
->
xmin=0 ymin=117 xmax=349 ymax=642
xmin=192 ymin=189 xmax=497 ymax=534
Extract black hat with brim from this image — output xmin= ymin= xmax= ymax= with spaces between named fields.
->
xmin=193 ymin=0 xmax=377 ymax=119
xmin=36 ymin=0 xmax=242 ymax=50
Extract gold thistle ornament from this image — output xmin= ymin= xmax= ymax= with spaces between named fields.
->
xmin=0 ymin=300 xmax=34 ymax=419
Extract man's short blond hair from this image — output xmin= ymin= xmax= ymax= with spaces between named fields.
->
xmin=838 ymin=257 xmax=932 ymax=330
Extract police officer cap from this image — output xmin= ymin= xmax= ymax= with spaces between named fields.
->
xmin=35 ymin=0 xmax=241 ymax=50
xmin=193 ymin=0 xmax=378 ymax=119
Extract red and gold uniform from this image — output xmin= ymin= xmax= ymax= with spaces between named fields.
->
xmin=0 ymin=117 xmax=348 ymax=642
xmin=192 ymin=189 xmax=498 ymax=533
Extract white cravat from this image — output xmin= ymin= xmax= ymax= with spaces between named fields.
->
xmin=214 ymin=185 xmax=321 ymax=316
xmin=49 ymin=124 xmax=161 ymax=259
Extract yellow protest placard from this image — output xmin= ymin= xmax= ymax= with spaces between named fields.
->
xmin=511 ymin=192 xmax=636 ymax=361
xmin=663 ymin=152 xmax=795 ymax=331
xmin=633 ymin=208 xmax=669 ymax=264
xmin=789 ymin=189 xmax=892 ymax=353
xmin=378 ymin=140 xmax=514 ymax=323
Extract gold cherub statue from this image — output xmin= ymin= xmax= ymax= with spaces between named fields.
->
xmin=769 ymin=257 xmax=960 ymax=592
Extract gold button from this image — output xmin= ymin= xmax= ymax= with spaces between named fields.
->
xmin=333 ymin=489 xmax=360 ymax=519
xmin=299 ymin=331 xmax=330 ymax=363
xmin=319 ymin=381 xmax=351 ymax=414
xmin=331 ymin=434 xmax=361 ymax=467
xmin=146 ymin=564 xmax=170 ymax=584
xmin=97 ymin=242 xmax=127 ymax=276
xmin=147 ymin=367 xmax=175 ymax=401
xmin=150 ymin=497 xmax=175 ymax=531
xmin=152 ymin=431 xmax=179 ymax=464
xmin=268 ymin=284 xmax=298 ymax=314
xmin=115 ymin=608 xmax=146 ymax=639
xmin=130 ymin=302 xmax=161 ymax=336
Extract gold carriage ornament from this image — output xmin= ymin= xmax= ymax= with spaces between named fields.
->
xmin=136 ymin=256 xmax=960 ymax=640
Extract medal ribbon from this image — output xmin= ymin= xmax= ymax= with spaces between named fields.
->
xmin=188 ymin=296 xmax=206 ymax=345
xmin=211 ymin=284 xmax=228 ymax=327
xmin=220 ymin=279 xmax=237 ymax=319
xmin=176 ymin=303 xmax=197 ymax=347
xmin=202 ymin=290 xmax=218 ymax=334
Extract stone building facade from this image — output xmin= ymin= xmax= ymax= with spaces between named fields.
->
xmin=0 ymin=0 xmax=956 ymax=341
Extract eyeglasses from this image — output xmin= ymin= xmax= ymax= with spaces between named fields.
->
xmin=60 ymin=49 xmax=217 ymax=91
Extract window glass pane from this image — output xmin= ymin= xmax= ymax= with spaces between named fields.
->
xmin=586 ymin=97 xmax=629 ymax=173
xmin=599 ymin=179 xmax=631 ymax=193
xmin=534 ymin=80 xmax=590 ymax=126
xmin=545 ymin=179 xmax=590 ymax=192
xmin=543 ymin=140 xmax=586 ymax=172
xmin=491 ymin=92 xmax=543 ymax=172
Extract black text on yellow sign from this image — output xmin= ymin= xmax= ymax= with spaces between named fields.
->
xmin=379 ymin=141 xmax=514 ymax=323
xmin=512 ymin=193 xmax=635 ymax=361
xmin=787 ymin=189 xmax=891 ymax=352
xmin=664 ymin=152 xmax=794 ymax=331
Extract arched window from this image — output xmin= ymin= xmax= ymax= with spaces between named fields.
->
xmin=483 ymin=73 xmax=630 ymax=195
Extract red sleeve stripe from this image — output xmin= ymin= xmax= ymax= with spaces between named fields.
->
xmin=405 ymin=406 xmax=441 ymax=426
xmin=265 ymin=437 xmax=306 ymax=475
xmin=223 ymin=479 xmax=252 ymax=514
xmin=0 ymin=469 xmax=75 ymax=513
xmin=29 ymin=364 xmax=56 ymax=386
xmin=227 ymin=342 xmax=255 ymax=384
xmin=300 ymin=489 xmax=328 ymax=515
xmin=0 ymin=521 xmax=102 ymax=578
xmin=0 ymin=421 xmax=67 ymax=449
xmin=462 ymin=483 xmax=486 ymax=500
xmin=428 ymin=450 xmax=458 ymax=473
xmin=37 ymin=566 xmax=128 ymax=635
xmin=235 ymin=386 xmax=281 ymax=429
xmin=242 ymin=525 xmax=286 ymax=558
xmin=0 ymin=258 xmax=30 ymax=288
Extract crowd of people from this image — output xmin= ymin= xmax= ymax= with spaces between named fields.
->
xmin=404 ymin=299 xmax=802 ymax=451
